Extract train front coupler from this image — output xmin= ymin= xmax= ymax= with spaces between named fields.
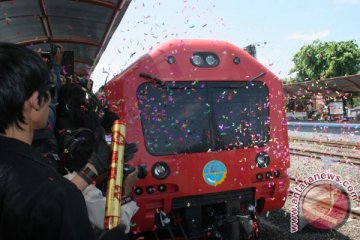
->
xmin=205 ymin=203 xmax=259 ymax=240
xmin=236 ymin=206 xmax=260 ymax=240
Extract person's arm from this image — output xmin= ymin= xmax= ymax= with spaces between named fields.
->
xmin=74 ymin=168 xmax=139 ymax=231
xmin=52 ymin=46 xmax=63 ymax=91
xmin=81 ymin=176 xmax=107 ymax=230
xmin=120 ymin=169 xmax=140 ymax=234
xmin=123 ymin=168 xmax=139 ymax=197
xmin=83 ymin=169 xmax=139 ymax=233
xmin=72 ymin=139 xmax=110 ymax=191
xmin=71 ymin=162 xmax=99 ymax=191
xmin=72 ymin=142 xmax=138 ymax=192
xmin=120 ymin=201 xmax=139 ymax=234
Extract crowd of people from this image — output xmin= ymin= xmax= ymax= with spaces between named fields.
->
xmin=0 ymin=42 xmax=139 ymax=239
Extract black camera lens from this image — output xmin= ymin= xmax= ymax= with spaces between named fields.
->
xmin=124 ymin=164 xmax=147 ymax=179
xmin=50 ymin=43 xmax=60 ymax=55
xmin=137 ymin=165 xmax=147 ymax=179
xmin=123 ymin=164 xmax=135 ymax=179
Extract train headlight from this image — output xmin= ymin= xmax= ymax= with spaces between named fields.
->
xmin=152 ymin=161 xmax=170 ymax=180
xmin=265 ymin=171 xmax=272 ymax=179
xmin=233 ymin=56 xmax=240 ymax=64
xmin=190 ymin=52 xmax=219 ymax=67
xmin=167 ymin=55 xmax=176 ymax=64
xmin=205 ymin=55 xmax=218 ymax=66
xmin=255 ymin=152 xmax=270 ymax=168
xmin=256 ymin=173 xmax=263 ymax=181
xmin=191 ymin=54 xmax=204 ymax=66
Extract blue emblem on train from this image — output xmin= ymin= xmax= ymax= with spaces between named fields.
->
xmin=203 ymin=160 xmax=227 ymax=186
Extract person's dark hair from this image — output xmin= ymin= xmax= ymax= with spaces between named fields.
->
xmin=102 ymin=107 xmax=120 ymax=134
xmin=56 ymin=83 xmax=105 ymax=172
xmin=56 ymin=83 xmax=104 ymax=133
xmin=0 ymin=42 xmax=51 ymax=133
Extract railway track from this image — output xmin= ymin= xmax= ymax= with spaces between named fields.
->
xmin=289 ymin=149 xmax=360 ymax=165
xmin=289 ymin=136 xmax=359 ymax=149
xmin=289 ymin=136 xmax=360 ymax=164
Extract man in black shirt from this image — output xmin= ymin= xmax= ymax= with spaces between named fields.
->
xmin=0 ymin=42 xmax=98 ymax=239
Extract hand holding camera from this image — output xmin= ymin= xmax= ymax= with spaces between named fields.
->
xmin=88 ymin=141 xmax=144 ymax=178
xmin=40 ymin=43 xmax=62 ymax=67
xmin=123 ymin=142 xmax=147 ymax=177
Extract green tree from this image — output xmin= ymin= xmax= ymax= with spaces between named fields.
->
xmin=290 ymin=40 xmax=360 ymax=82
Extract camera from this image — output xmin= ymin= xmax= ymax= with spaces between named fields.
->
xmin=40 ymin=43 xmax=60 ymax=56
xmin=124 ymin=164 xmax=147 ymax=179
xmin=48 ymin=43 xmax=60 ymax=55
xmin=40 ymin=43 xmax=60 ymax=67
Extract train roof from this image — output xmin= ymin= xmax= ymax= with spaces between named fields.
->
xmin=0 ymin=0 xmax=131 ymax=75
xmin=283 ymin=74 xmax=360 ymax=98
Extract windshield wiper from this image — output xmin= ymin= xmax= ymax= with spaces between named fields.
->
xmin=249 ymin=71 xmax=266 ymax=82
xmin=238 ymin=71 xmax=266 ymax=88
xmin=139 ymin=72 xmax=163 ymax=84
xmin=139 ymin=72 xmax=188 ymax=89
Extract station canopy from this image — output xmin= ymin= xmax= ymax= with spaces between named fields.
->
xmin=0 ymin=0 xmax=131 ymax=75
xmin=283 ymin=74 xmax=360 ymax=99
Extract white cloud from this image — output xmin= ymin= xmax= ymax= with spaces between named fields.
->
xmin=287 ymin=30 xmax=330 ymax=42
xmin=333 ymin=0 xmax=358 ymax=5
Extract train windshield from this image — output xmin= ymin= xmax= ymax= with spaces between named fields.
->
xmin=137 ymin=81 xmax=270 ymax=155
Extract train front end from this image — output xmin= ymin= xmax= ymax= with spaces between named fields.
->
xmin=104 ymin=39 xmax=290 ymax=239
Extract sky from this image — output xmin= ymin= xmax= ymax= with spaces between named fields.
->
xmin=90 ymin=0 xmax=360 ymax=91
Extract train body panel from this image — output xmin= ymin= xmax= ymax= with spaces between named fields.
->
xmin=104 ymin=39 xmax=290 ymax=238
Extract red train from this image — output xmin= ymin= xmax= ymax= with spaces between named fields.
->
xmin=104 ymin=39 xmax=290 ymax=239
